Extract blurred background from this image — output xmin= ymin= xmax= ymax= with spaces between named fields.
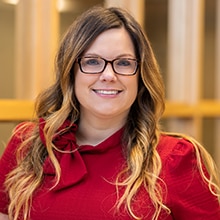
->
xmin=0 ymin=0 xmax=220 ymax=168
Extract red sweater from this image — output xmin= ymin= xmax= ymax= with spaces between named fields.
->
xmin=0 ymin=121 xmax=219 ymax=219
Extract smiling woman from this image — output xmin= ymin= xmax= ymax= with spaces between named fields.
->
xmin=74 ymin=27 xmax=139 ymax=130
xmin=0 ymin=6 xmax=219 ymax=220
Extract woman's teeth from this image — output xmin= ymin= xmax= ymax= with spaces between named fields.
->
xmin=95 ymin=90 xmax=120 ymax=95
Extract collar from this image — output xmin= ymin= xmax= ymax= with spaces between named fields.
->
xmin=39 ymin=118 xmax=124 ymax=191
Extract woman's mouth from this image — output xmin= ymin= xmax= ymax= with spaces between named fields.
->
xmin=93 ymin=89 xmax=122 ymax=95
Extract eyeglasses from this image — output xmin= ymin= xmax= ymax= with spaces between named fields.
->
xmin=77 ymin=57 xmax=139 ymax=76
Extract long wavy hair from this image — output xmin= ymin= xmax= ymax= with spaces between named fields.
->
xmin=4 ymin=6 xmax=220 ymax=220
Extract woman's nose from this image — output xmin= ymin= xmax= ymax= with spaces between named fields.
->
xmin=99 ymin=63 xmax=117 ymax=81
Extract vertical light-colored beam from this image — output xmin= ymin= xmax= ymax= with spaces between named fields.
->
xmin=215 ymin=0 xmax=220 ymax=169
xmin=167 ymin=0 xmax=204 ymax=140
xmin=15 ymin=0 xmax=59 ymax=99
xmin=104 ymin=0 xmax=145 ymax=27
xmin=167 ymin=0 xmax=204 ymax=103
xmin=216 ymin=0 xmax=220 ymax=99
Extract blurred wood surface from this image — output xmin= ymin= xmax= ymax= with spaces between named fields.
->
xmin=0 ymin=99 xmax=220 ymax=121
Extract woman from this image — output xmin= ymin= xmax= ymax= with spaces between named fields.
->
xmin=0 ymin=6 xmax=219 ymax=220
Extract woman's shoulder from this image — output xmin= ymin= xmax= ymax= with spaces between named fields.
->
xmin=0 ymin=121 xmax=37 ymax=176
xmin=157 ymin=133 xmax=197 ymax=170
xmin=157 ymin=133 xmax=195 ymax=156
xmin=14 ymin=121 xmax=36 ymax=135
xmin=157 ymin=135 xmax=220 ymax=218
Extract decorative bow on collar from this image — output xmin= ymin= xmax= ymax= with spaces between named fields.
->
xmin=39 ymin=118 xmax=88 ymax=191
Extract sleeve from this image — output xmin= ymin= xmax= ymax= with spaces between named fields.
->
xmin=160 ymin=137 xmax=220 ymax=220
xmin=0 ymin=134 xmax=20 ymax=214
xmin=0 ymin=122 xmax=34 ymax=214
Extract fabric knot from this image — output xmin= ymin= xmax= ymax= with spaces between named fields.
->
xmin=39 ymin=118 xmax=88 ymax=191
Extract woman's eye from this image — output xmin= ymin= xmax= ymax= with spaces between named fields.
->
xmin=117 ymin=59 xmax=131 ymax=66
xmin=85 ymin=58 xmax=100 ymax=65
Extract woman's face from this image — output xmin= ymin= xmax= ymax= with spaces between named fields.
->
xmin=74 ymin=27 xmax=139 ymax=121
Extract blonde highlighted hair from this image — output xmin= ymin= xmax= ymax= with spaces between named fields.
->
xmin=4 ymin=6 xmax=220 ymax=220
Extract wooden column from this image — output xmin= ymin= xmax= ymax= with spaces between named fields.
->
xmin=15 ymin=0 xmax=59 ymax=99
xmin=167 ymin=0 xmax=204 ymax=140
xmin=104 ymin=0 xmax=145 ymax=27
xmin=215 ymin=0 xmax=220 ymax=169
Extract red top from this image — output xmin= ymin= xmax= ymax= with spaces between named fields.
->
xmin=0 ymin=120 xmax=219 ymax=219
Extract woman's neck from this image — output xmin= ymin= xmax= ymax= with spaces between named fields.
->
xmin=76 ymin=113 xmax=127 ymax=146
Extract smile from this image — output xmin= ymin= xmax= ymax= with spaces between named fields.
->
xmin=93 ymin=89 xmax=121 ymax=95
